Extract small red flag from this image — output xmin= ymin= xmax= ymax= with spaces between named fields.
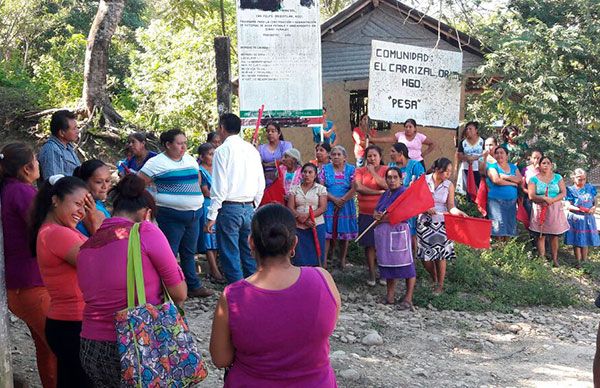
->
xmin=475 ymin=179 xmax=488 ymax=216
xmin=252 ymin=104 xmax=265 ymax=143
xmin=466 ymin=163 xmax=477 ymax=202
xmin=387 ymin=175 xmax=434 ymax=225
xmin=259 ymin=161 xmax=285 ymax=207
xmin=538 ymin=187 xmax=549 ymax=229
xmin=444 ymin=213 xmax=492 ymax=249
xmin=516 ymin=197 xmax=530 ymax=229
xmin=308 ymin=206 xmax=322 ymax=262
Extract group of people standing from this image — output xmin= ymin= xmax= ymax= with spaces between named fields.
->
xmin=455 ymin=121 xmax=599 ymax=267
xmin=3 ymin=107 xmax=598 ymax=387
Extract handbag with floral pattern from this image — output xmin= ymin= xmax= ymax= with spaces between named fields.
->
xmin=115 ymin=223 xmax=208 ymax=387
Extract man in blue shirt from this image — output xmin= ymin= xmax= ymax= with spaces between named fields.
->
xmin=38 ymin=110 xmax=81 ymax=179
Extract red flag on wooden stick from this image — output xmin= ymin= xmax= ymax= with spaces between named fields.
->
xmin=259 ymin=161 xmax=285 ymax=207
xmin=387 ymin=175 xmax=434 ymax=225
xmin=475 ymin=179 xmax=488 ymax=216
xmin=516 ymin=197 xmax=530 ymax=229
xmin=444 ymin=214 xmax=492 ymax=249
xmin=252 ymin=104 xmax=265 ymax=143
xmin=466 ymin=163 xmax=477 ymax=202
xmin=308 ymin=206 xmax=322 ymax=265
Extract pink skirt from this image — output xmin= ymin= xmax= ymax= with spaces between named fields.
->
xmin=529 ymin=201 xmax=569 ymax=235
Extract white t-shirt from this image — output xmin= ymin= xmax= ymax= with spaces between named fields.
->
xmin=140 ymin=153 xmax=203 ymax=211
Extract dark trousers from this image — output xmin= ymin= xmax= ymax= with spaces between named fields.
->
xmin=45 ymin=318 xmax=92 ymax=388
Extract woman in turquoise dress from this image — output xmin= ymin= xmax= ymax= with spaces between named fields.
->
xmin=197 ymin=143 xmax=225 ymax=283
xmin=319 ymin=145 xmax=357 ymax=269
xmin=564 ymin=168 xmax=600 ymax=266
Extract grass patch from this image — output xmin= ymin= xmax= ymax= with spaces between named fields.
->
xmin=343 ymin=238 xmax=586 ymax=313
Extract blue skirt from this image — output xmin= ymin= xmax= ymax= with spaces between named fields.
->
xmin=197 ymin=197 xmax=217 ymax=252
xmin=324 ymin=199 xmax=358 ymax=240
xmin=357 ymin=214 xmax=376 ymax=247
xmin=487 ymin=197 xmax=517 ymax=237
xmin=565 ymin=212 xmax=600 ymax=247
xmin=294 ymin=225 xmax=326 ymax=266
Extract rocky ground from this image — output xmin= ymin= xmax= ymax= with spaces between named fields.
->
xmin=8 ymin=266 xmax=600 ymax=387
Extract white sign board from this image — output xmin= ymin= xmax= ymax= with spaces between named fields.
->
xmin=237 ymin=0 xmax=323 ymax=128
xmin=368 ymin=40 xmax=463 ymax=128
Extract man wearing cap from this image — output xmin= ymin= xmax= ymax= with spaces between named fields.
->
xmin=205 ymin=113 xmax=265 ymax=283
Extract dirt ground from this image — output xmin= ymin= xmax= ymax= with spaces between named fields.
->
xmin=8 ymin=273 xmax=599 ymax=387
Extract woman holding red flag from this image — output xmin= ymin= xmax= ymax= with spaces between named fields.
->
xmin=528 ymin=156 xmax=569 ymax=266
xmin=486 ymin=146 xmax=522 ymax=240
xmin=288 ymin=163 xmax=328 ymax=266
xmin=456 ymin=121 xmax=484 ymax=196
xmin=417 ymin=158 xmax=466 ymax=295
xmin=373 ymin=167 xmax=416 ymax=309
xmin=355 ymin=145 xmax=388 ymax=286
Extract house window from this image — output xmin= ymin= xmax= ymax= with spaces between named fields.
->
xmin=349 ymin=90 xmax=391 ymax=131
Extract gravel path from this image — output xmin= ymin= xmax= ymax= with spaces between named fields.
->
xmin=8 ymin=282 xmax=599 ymax=387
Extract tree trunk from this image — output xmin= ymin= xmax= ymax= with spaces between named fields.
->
xmin=214 ymin=36 xmax=232 ymax=115
xmin=81 ymin=0 xmax=125 ymax=127
xmin=0 ymin=198 xmax=14 ymax=388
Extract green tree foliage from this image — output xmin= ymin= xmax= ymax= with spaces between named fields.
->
xmin=126 ymin=0 xmax=237 ymax=137
xmin=467 ymin=0 xmax=600 ymax=173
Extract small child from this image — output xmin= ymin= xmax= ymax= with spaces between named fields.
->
xmin=197 ymin=143 xmax=225 ymax=283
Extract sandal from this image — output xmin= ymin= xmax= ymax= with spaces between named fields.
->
xmin=398 ymin=301 xmax=414 ymax=311
xmin=366 ymin=279 xmax=376 ymax=287
xmin=380 ymin=297 xmax=395 ymax=305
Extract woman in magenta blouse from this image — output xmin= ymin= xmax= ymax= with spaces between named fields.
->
xmin=0 ymin=142 xmax=57 ymax=388
xmin=77 ymin=174 xmax=187 ymax=387
xmin=210 ymin=204 xmax=341 ymax=387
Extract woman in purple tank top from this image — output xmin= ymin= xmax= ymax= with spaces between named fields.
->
xmin=210 ymin=204 xmax=341 ymax=387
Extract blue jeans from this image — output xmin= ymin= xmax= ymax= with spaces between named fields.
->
xmin=216 ymin=203 xmax=257 ymax=283
xmin=156 ymin=206 xmax=203 ymax=290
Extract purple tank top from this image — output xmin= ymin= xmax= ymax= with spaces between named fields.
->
xmin=224 ymin=267 xmax=338 ymax=388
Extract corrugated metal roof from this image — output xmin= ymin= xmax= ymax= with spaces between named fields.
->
xmin=321 ymin=3 xmax=484 ymax=82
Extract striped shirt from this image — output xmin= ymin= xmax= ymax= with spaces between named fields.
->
xmin=140 ymin=153 xmax=203 ymax=211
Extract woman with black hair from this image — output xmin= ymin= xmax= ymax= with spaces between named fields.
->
xmin=310 ymin=142 xmax=331 ymax=173
xmin=257 ymin=121 xmax=292 ymax=186
xmin=30 ymin=175 xmax=92 ymax=387
xmin=210 ymin=204 xmax=340 ymax=387
xmin=0 ymin=143 xmax=56 ymax=387
xmin=119 ymin=132 xmax=157 ymax=174
xmin=139 ymin=128 xmax=213 ymax=298
xmin=456 ymin=121 xmax=484 ymax=192
xmin=417 ymin=158 xmax=466 ymax=295
xmin=73 ymin=159 xmax=111 ymax=236
xmin=370 ymin=118 xmax=435 ymax=167
xmin=354 ymin=145 xmax=388 ymax=286
xmin=288 ymin=163 xmax=328 ymax=266
xmin=78 ymin=174 xmax=187 ymax=386
xmin=373 ymin=167 xmax=416 ymax=309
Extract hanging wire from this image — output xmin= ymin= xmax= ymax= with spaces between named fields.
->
xmin=433 ymin=0 xmax=442 ymax=50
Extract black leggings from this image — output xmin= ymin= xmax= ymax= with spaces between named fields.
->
xmin=45 ymin=319 xmax=93 ymax=388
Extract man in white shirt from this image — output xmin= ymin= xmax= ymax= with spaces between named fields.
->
xmin=205 ymin=113 xmax=265 ymax=283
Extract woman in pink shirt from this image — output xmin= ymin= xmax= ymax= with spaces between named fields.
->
xmin=371 ymin=118 xmax=435 ymax=165
xmin=77 ymin=174 xmax=187 ymax=387
xmin=29 ymin=175 xmax=92 ymax=387
xmin=210 ymin=204 xmax=341 ymax=387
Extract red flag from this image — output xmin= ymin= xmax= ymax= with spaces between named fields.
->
xmin=466 ymin=163 xmax=477 ymax=202
xmin=516 ymin=197 xmax=530 ymax=229
xmin=259 ymin=161 xmax=285 ymax=207
xmin=444 ymin=213 xmax=492 ymax=249
xmin=308 ymin=206 xmax=322 ymax=264
xmin=538 ymin=187 xmax=549 ymax=230
xmin=252 ymin=104 xmax=265 ymax=143
xmin=475 ymin=179 xmax=488 ymax=216
xmin=387 ymin=175 xmax=434 ymax=225
xmin=331 ymin=207 xmax=340 ymax=241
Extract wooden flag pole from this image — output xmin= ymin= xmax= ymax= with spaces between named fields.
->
xmin=354 ymin=210 xmax=386 ymax=243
